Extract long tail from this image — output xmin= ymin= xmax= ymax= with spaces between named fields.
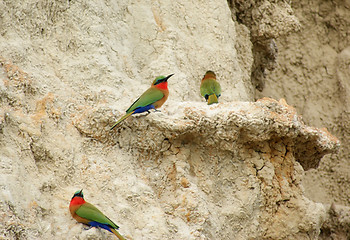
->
xmin=111 ymin=228 xmax=126 ymax=240
xmin=207 ymin=94 xmax=218 ymax=105
xmin=110 ymin=111 xmax=134 ymax=130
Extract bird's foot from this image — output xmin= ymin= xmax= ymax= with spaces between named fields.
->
xmin=83 ymin=226 xmax=93 ymax=231
xmin=154 ymin=109 xmax=161 ymax=112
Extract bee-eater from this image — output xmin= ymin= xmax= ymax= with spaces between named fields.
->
xmin=69 ymin=190 xmax=126 ymax=240
xmin=200 ymin=71 xmax=221 ymax=105
xmin=110 ymin=74 xmax=174 ymax=130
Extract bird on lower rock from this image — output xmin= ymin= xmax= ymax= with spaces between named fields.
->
xmin=200 ymin=70 xmax=221 ymax=105
xmin=110 ymin=74 xmax=174 ymax=130
xmin=69 ymin=190 xmax=126 ymax=240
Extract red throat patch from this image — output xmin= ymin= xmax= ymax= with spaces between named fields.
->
xmin=156 ymin=82 xmax=168 ymax=90
xmin=70 ymin=197 xmax=86 ymax=206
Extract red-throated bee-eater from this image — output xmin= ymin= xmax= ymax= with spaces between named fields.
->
xmin=200 ymin=71 xmax=221 ymax=105
xmin=69 ymin=190 xmax=125 ymax=240
xmin=110 ymin=74 xmax=174 ymax=130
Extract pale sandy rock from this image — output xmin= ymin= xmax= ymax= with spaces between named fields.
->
xmin=229 ymin=0 xmax=300 ymax=40
xmin=253 ymin=1 xmax=350 ymax=237
xmin=0 ymin=64 xmax=339 ymax=239
xmin=228 ymin=0 xmax=301 ymax=91
xmin=259 ymin=0 xmax=350 ymax=213
xmin=72 ymin=97 xmax=337 ymax=239
xmin=337 ymin=47 xmax=350 ymax=104
xmin=251 ymin=1 xmax=301 ymax=39
xmin=76 ymin=98 xmax=339 ymax=170
xmin=320 ymin=204 xmax=350 ymax=240
xmin=0 ymin=0 xmax=344 ymax=239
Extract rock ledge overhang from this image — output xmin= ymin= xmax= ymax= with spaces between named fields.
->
xmin=75 ymin=97 xmax=340 ymax=170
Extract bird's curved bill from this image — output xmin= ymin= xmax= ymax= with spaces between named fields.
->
xmin=164 ymin=74 xmax=174 ymax=81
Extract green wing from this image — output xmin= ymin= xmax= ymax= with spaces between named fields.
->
xmin=126 ymin=88 xmax=164 ymax=113
xmin=76 ymin=203 xmax=119 ymax=229
xmin=200 ymin=79 xmax=221 ymax=97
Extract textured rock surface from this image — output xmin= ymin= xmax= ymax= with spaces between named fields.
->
xmin=228 ymin=0 xmax=301 ymax=91
xmin=249 ymin=1 xmax=350 ymax=237
xmin=76 ymin=98 xmax=339 ymax=171
xmin=256 ymin=0 xmax=350 ymax=209
xmin=0 ymin=81 xmax=338 ymax=239
xmin=319 ymin=204 xmax=350 ymax=240
xmin=0 ymin=0 xmax=346 ymax=239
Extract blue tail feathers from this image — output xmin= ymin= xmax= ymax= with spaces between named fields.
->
xmin=132 ymin=104 xmax=155 ymax=114
xmin=88 ymin=221 xmax=114 ymax=232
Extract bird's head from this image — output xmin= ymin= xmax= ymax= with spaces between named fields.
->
xmin=152 ymin=74 xmax=174 ymax=86
xmin=203 ymin=70 xmax=216 ymax=78
xmin=72 ymin=189 xmax=84 ymax=199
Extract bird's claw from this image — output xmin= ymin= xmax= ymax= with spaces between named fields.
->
xmin=83 ymin=226 xmax=92 ymax=231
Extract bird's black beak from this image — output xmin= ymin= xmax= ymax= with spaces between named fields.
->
xmin=72 ymin=189 xmax=84 ymax=199
xmin=164 ymin=74 xmax=174 ymax=82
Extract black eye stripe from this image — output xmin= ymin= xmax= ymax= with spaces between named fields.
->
xmin=155 ymin=78 xmax=164 ymax=85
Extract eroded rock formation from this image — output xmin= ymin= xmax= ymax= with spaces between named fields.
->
xmin=0 ymin=0 xmax=348 ymax=239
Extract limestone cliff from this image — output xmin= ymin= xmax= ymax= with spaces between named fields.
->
xmin=0 ymin=0 xmax=347 ymax=239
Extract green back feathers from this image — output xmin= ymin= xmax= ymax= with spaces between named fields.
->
xmin=200 ymin=71 xmax=221 ymax=105
xmin=200 ymin=78 xmax=221 ymax=98
xmin=125 ymin=76 xmax=168 ymax=113
xmin=76 ymin=202 xmax=119 ymax=229
xmin=126 ymin=88 xmax=164 ymax=113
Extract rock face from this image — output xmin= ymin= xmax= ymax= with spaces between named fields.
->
xmin=254 ymin=0 xmax=350 ymax=210
xmin=77 ymin=98 xmax=337 ymax=239
xmin=0 ymin=77 xmax=338 ymax=239
xmin=0 ymin=0 xmax=346 ymax=239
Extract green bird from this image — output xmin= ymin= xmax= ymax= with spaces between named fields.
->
xmin=110 ymin=74 xmax=174 ymax=130
xmin=200 ymin=70 xmax=221 ymax=105
xmin=69 ymin=190 xmax=125 ymax=240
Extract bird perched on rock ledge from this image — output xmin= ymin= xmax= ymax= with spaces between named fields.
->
xmin=69 ymin=190 xmax=125 ymax=240
xmin=200 ymin=70 xmax=221 ymax=105
xmin=110 ymin=74 xmax=174 ymax=130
